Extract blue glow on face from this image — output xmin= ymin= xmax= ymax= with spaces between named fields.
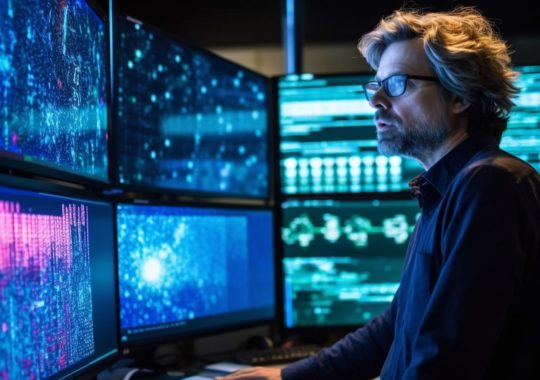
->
xmin=0 ymin=0 xmax=109 ymax=181
xmin=115 ymin=16 xmax=269 ymax=197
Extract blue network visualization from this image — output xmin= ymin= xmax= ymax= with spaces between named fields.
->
xmin=281 ymin=199 xmax=420 ymax=327
xmin=115 ymin=16 xmax=269 ymax=197
xmin=0 ymin=184 xmax=117 ymax=379
xmin=116 ymin=204 xmax=274 ymax=345
xmin=0 ymin=0 xmax=109 ymax=181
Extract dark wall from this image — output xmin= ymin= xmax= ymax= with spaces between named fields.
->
xmin=102 ymin=1 xmax=539 ymax=48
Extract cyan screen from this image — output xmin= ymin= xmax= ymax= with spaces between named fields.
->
xmin=278 ymin=73 xmax=423 ymax=195
xmin=501 ymin=65 xmax=540 ymax=172
xmin=282 ymin=198 xmax=420 ymax=327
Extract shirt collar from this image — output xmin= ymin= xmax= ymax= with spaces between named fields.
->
xmin=409 ymin=135 xmax=498 ymax=203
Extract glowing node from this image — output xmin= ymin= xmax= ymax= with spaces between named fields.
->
xmin=142 ymin=258 xmax=163 ymax=283
xmin=284 ymin=158 xmax=297 ymax=169
xmin=375 ymin=155 xmax=388 ymax=166
xmin=389 ymin=156 xmax=402 ymax=166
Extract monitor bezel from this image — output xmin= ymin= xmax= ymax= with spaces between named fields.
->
xmin=114 ymin=196 xmax=277 ymax=352
xmin=0 ymin=0 xmax=113 ymax=189
xmin=110 ymin=10 xmax=274 ymax=201
xmin=0 ymin=172 xmax=121 ymax=380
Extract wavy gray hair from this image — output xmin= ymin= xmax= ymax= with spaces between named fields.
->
xmin=358 ymin=7 xmax=518 ymax=142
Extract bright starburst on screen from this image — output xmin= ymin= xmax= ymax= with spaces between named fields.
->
xmin=141 ymin=257 xmax=163 ymax=283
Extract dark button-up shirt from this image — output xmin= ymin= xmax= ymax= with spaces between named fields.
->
xmin=282 ymin=136 xmax=540 ymax=379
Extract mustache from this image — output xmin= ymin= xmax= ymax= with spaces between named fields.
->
xmin=375 ymin=110 xmax=400 ymax=124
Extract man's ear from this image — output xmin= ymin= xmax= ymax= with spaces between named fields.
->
xmin=451 ymin=95 xmax=471 ymax=114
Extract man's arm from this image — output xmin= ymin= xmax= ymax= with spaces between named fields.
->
xmin=281 ymin=292 xmax=397 ymax=380
xmin=218 ymin=300 xmax=395 ymax=380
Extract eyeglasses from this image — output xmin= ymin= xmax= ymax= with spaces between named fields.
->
xmin=362 ymin=74 xmax=439 ymax=102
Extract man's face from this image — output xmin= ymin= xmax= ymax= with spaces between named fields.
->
xmin=368 ymin=38 xmax=454 ymax=162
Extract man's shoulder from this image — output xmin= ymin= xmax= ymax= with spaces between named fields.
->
xmin=444 ymin=148 xmax=540 ymax=211
xmin=461 ymin=147 xmax=539 ymax=185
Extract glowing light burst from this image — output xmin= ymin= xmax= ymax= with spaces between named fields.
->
xmin=141 ymin=257 xmax=164 ymax=284
xmin=116 ymin=204 xmax=276 ymax=333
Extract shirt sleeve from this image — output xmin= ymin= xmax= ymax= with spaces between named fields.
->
xmin=402 ymin=164 xmax=540 ymax=379
xmin=281 ymin=289 xmax=397 ymax=380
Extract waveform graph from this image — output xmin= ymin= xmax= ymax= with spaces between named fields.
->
xmin=282 ymin=200 xmax=420 ymax=253
xmin=281 ymin=198 xmax=420 ymax=327
xmin=0 ymin=191 xmax=96 ymax=379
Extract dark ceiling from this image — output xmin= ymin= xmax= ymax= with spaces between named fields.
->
xmin=98 ymin=1 xmax=539 ymax=48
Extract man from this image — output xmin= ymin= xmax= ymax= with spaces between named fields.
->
xmin=218 ymin=7 xmax=540 ymax=380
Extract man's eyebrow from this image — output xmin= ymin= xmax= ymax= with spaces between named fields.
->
xmin=374 ymin=72 xmax=406 ymax=82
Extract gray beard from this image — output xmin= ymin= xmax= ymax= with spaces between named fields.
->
xmin=376 ymin=113 xmax=453 ymax=162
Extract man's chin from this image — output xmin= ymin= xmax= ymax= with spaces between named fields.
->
xmin=377 ymin=140 xmax=402 ymax=156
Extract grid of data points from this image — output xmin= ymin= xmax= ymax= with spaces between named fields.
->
xmin=115 ymin=16 xmax=269 ymax=196
xmin=0 ymin=0 xmax=109 ymax=181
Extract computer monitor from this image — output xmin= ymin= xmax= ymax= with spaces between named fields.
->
xmin=0 ymin=0 xmax=109 ymax=184
xmin=116 ymin=202 xmax=275 ymax=348
xmin=281 ymin=198 xmax=420 ymax=328
xmin=277 ymin=73 xmax=423 ymax=195
xmin=0 ymin=176 xmax=118 ymax=379
xmin=501 ymin=65 xmax=540 ymax=172
xmin=113 ymin=14 xmax=270 ymax=198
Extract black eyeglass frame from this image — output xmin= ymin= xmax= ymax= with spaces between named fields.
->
xmin=362 ymin=74 xmax=439 ymax=101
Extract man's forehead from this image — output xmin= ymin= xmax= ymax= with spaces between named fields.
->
xmin=376 ymin=39 xmax=432 ymax=79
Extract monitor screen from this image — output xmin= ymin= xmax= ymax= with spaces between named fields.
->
xmin=281 ymin=198 xmax=420 ymax=327
xmin=114 ymin=15 xmax=270 ymax=198
xmin=277 ymin=73 xmax=423 ymax=195
xmin=501 ymin=65 xmax=540 ymax=172
xmin=116 ymin=203 xmax=275 ymax=348
xmin=0 ymin=179 xmax=118 ymax=379
xmin=0 ymin=0 xmax=109 ymax=183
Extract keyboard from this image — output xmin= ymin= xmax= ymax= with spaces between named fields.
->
xmin=234 ymin=345 xmax=321 ymax=365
